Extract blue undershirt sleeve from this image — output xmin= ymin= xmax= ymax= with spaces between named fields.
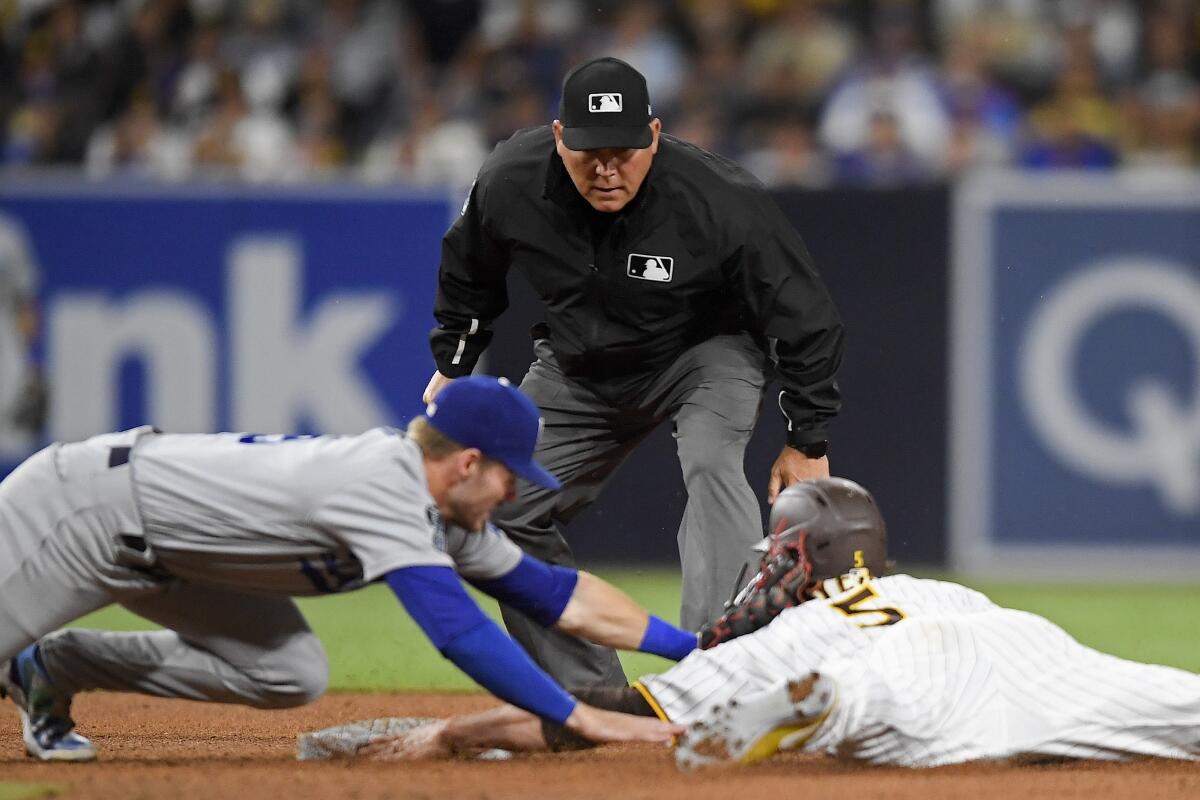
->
xmin=467 ymin=553 xmax=578 ymax=627
xmin=639 ymin=615 xmax=697 ymax=661
xmin=385 ymin=566 xmax=577 ymax=723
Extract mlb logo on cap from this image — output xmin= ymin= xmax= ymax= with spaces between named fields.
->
xmin=589 ymin=93 xmax=623 ymax=112
xmin=559 ymin=57 xmax=653 ymax=150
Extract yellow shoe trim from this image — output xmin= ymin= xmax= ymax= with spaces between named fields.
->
xmin=739 ymin=725 xmax=804 ymax=765
xmin=738 ymin=698 xmax=835 ymax=765
xmin=631 ymin=680 xmax=671 ymax=723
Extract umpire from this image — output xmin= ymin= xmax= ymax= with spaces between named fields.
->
xmin=424 ymin=57 xmax=844 ymax=688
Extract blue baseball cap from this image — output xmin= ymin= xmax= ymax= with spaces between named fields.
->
xmin=423 ymin=376 xmax=561 ymax=491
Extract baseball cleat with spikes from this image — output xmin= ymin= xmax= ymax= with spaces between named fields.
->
xmin=674 ymin=672 xmax=835 ymax=771
xmin=1 ymin=645 xmax=96 ymax=762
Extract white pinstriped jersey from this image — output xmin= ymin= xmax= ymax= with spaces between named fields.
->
xmin=640 ymin=571 xmax=1200 ymax=766
xmin=129 ymin=428 xmax=523 ymax=595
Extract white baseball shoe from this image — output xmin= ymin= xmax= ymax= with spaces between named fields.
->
xmin=674 ymin=672 xmax=835 ymax=771
xmin=1 ymin=645 xmax=96 ymax=762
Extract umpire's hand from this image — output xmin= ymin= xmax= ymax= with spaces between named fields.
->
xmin=423 ymin=371 xmax=456 ymax=405
xmin=767 ymin=448 xmax=830 ymax=504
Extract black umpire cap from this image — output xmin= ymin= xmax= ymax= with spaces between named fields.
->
xmin=559 ymin=57 xmax=654 ymax=150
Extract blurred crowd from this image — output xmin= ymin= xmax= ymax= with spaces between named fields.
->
xmin=2 ymin=0 xmax=1200 ymax=187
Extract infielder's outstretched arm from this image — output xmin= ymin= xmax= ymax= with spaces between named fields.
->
xmin=557 ymin=571 xmax=691 ymax=654
xmin=387 ymin=566 xmax=573 ymax=720
xmin=468 ymin=554 xmax=696 ymax=660
xmin=361 ymin=704 xmax=547 ymax=761
xmin=362 ymin=687 xmax=660 ymax=761
xmin=385 ymin=566 xmax=683 ymax=746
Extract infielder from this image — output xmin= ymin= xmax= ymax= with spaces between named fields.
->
xmin=0 ymin=213 xmax=45 ymax=459
xmin=0 ymin=376 xmax=690 ymax=762
xmin=362 ymin=479 xmax=1200 ymax=768
xmin=425 ymin=56 xmax=843 ymax=689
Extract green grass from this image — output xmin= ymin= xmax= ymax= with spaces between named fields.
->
xmin=63 ymin=568 xmax=1200 ymax=691
xmin=65 ymin=567 xmax=684 ymax=691
xmin=0 ymin=783 xmax=67 ymax=800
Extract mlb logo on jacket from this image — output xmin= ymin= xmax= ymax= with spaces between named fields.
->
xmin=627 ymin=254 xmax=673 ymax=282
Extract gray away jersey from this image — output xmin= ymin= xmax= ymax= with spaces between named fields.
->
xmin=129 ymin=428 xmax=523 ymax=595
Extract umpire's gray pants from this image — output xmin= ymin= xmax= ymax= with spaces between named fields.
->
xmin=494 ymin=333 xmax=768 ymax=688
xmin=0 ymin=430 xmax=327 ymax=708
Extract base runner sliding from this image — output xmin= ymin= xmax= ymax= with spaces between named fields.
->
xmin=357 ymin=479 xmax=1200 ymax=769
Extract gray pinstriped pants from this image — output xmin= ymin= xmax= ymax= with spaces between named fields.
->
xmin=494 ymin=332 xmax=769 ymax=689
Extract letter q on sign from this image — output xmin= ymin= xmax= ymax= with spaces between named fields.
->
xmin=1018 ymin=258 xmax=1200 ymax=515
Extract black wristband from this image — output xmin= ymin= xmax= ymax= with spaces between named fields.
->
xmin=789 ymin=440 xmax=828 ymax=459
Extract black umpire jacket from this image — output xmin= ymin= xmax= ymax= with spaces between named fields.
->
xmin=430 ymin=125 xmax=844 ymax=447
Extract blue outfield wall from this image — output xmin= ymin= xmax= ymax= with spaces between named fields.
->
xmin=4 ymin=176 xmax=1194 ymax=576
xmin=0 ymin=183 xmax=451 ymax=448
xmin=0 ymin=180 xmax=952 ymax=570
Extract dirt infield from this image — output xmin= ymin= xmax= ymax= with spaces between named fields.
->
xmin=1 ymin=693 xmax=1197 ymax=800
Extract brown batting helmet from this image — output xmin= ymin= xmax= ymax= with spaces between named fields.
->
xmin=760 ymin=477 xmax=888 ymax=581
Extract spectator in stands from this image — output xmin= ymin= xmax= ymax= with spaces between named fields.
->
xmin=404 ymin=0 xmax=483 ymax=75
xmin=594 ymin=2 xmax=688 ymax=117
xmin=360 ymin=93 xmax=488 ymax=186
xmin=4 ymin=0 xmax=1200 ymax=184
xmin=938 ymin=28 xmax=1021 ymax=173
xmin=495 ymin=74 xmax=555 ymax=139
xmin=474 ymin=2 xmax=579 ymax=148
xmin=95 ymin=0 xmax=190 ymax=129
xmin=932 ymin=0 xmax=1061 ymax=98
xmin=1056 ymin=0 xmax=1140 ymax=90
xmin=191 ymin=67 xmax=247 ymax=172
xmin=669 ymin=104 xmax=727 ymax=155
xmin=308 ymin=0 xmax=406 ymax=158
xmin=741 ymin=116 xmax=835 ymax=188
xmin=741 ymin=0 xmax=858 ymax=120
xmin=1020 ymin=49 xmax=1124 ymax=169
xmin=220 ymin=0 xmax=301 ymax=108
xmin=232 ymin=54 xmax=301 ymax=182
xmin=85 ymin=86 xmax=190 ymax=180
xmin=674 ymin=1 xmax=746 ymax=150
xmin=39 ymin=0 xmax=102 ymax=162
xmin=3 ymin=29 xmax=59 ymax=165
xmin=294 ymin=47 xmax=347 ymax=172
xmin=819 ymin=0 xmax=949 ymax=173
xmin=834 ymin=108 xmax=932 ymax=185
xmin=171 ymin=22 xmax=222 ymax=133
xmin=1121 ymin=5 xmax=1200 ymax=168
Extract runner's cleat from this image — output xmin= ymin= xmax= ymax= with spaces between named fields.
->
xmin=675 ymin=672 xmax=835 ymax=771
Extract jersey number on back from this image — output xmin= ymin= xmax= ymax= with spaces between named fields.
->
xmin=830 ymin=583 xmax=906 ymax=628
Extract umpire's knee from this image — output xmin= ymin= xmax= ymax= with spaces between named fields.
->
xmin=249 ymin=631 xmax=329 ymax=709
xmin=676 ymin=432 xmax=747 ymax=486
xmin=492 ymin=509 xmax=574 ymax=564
